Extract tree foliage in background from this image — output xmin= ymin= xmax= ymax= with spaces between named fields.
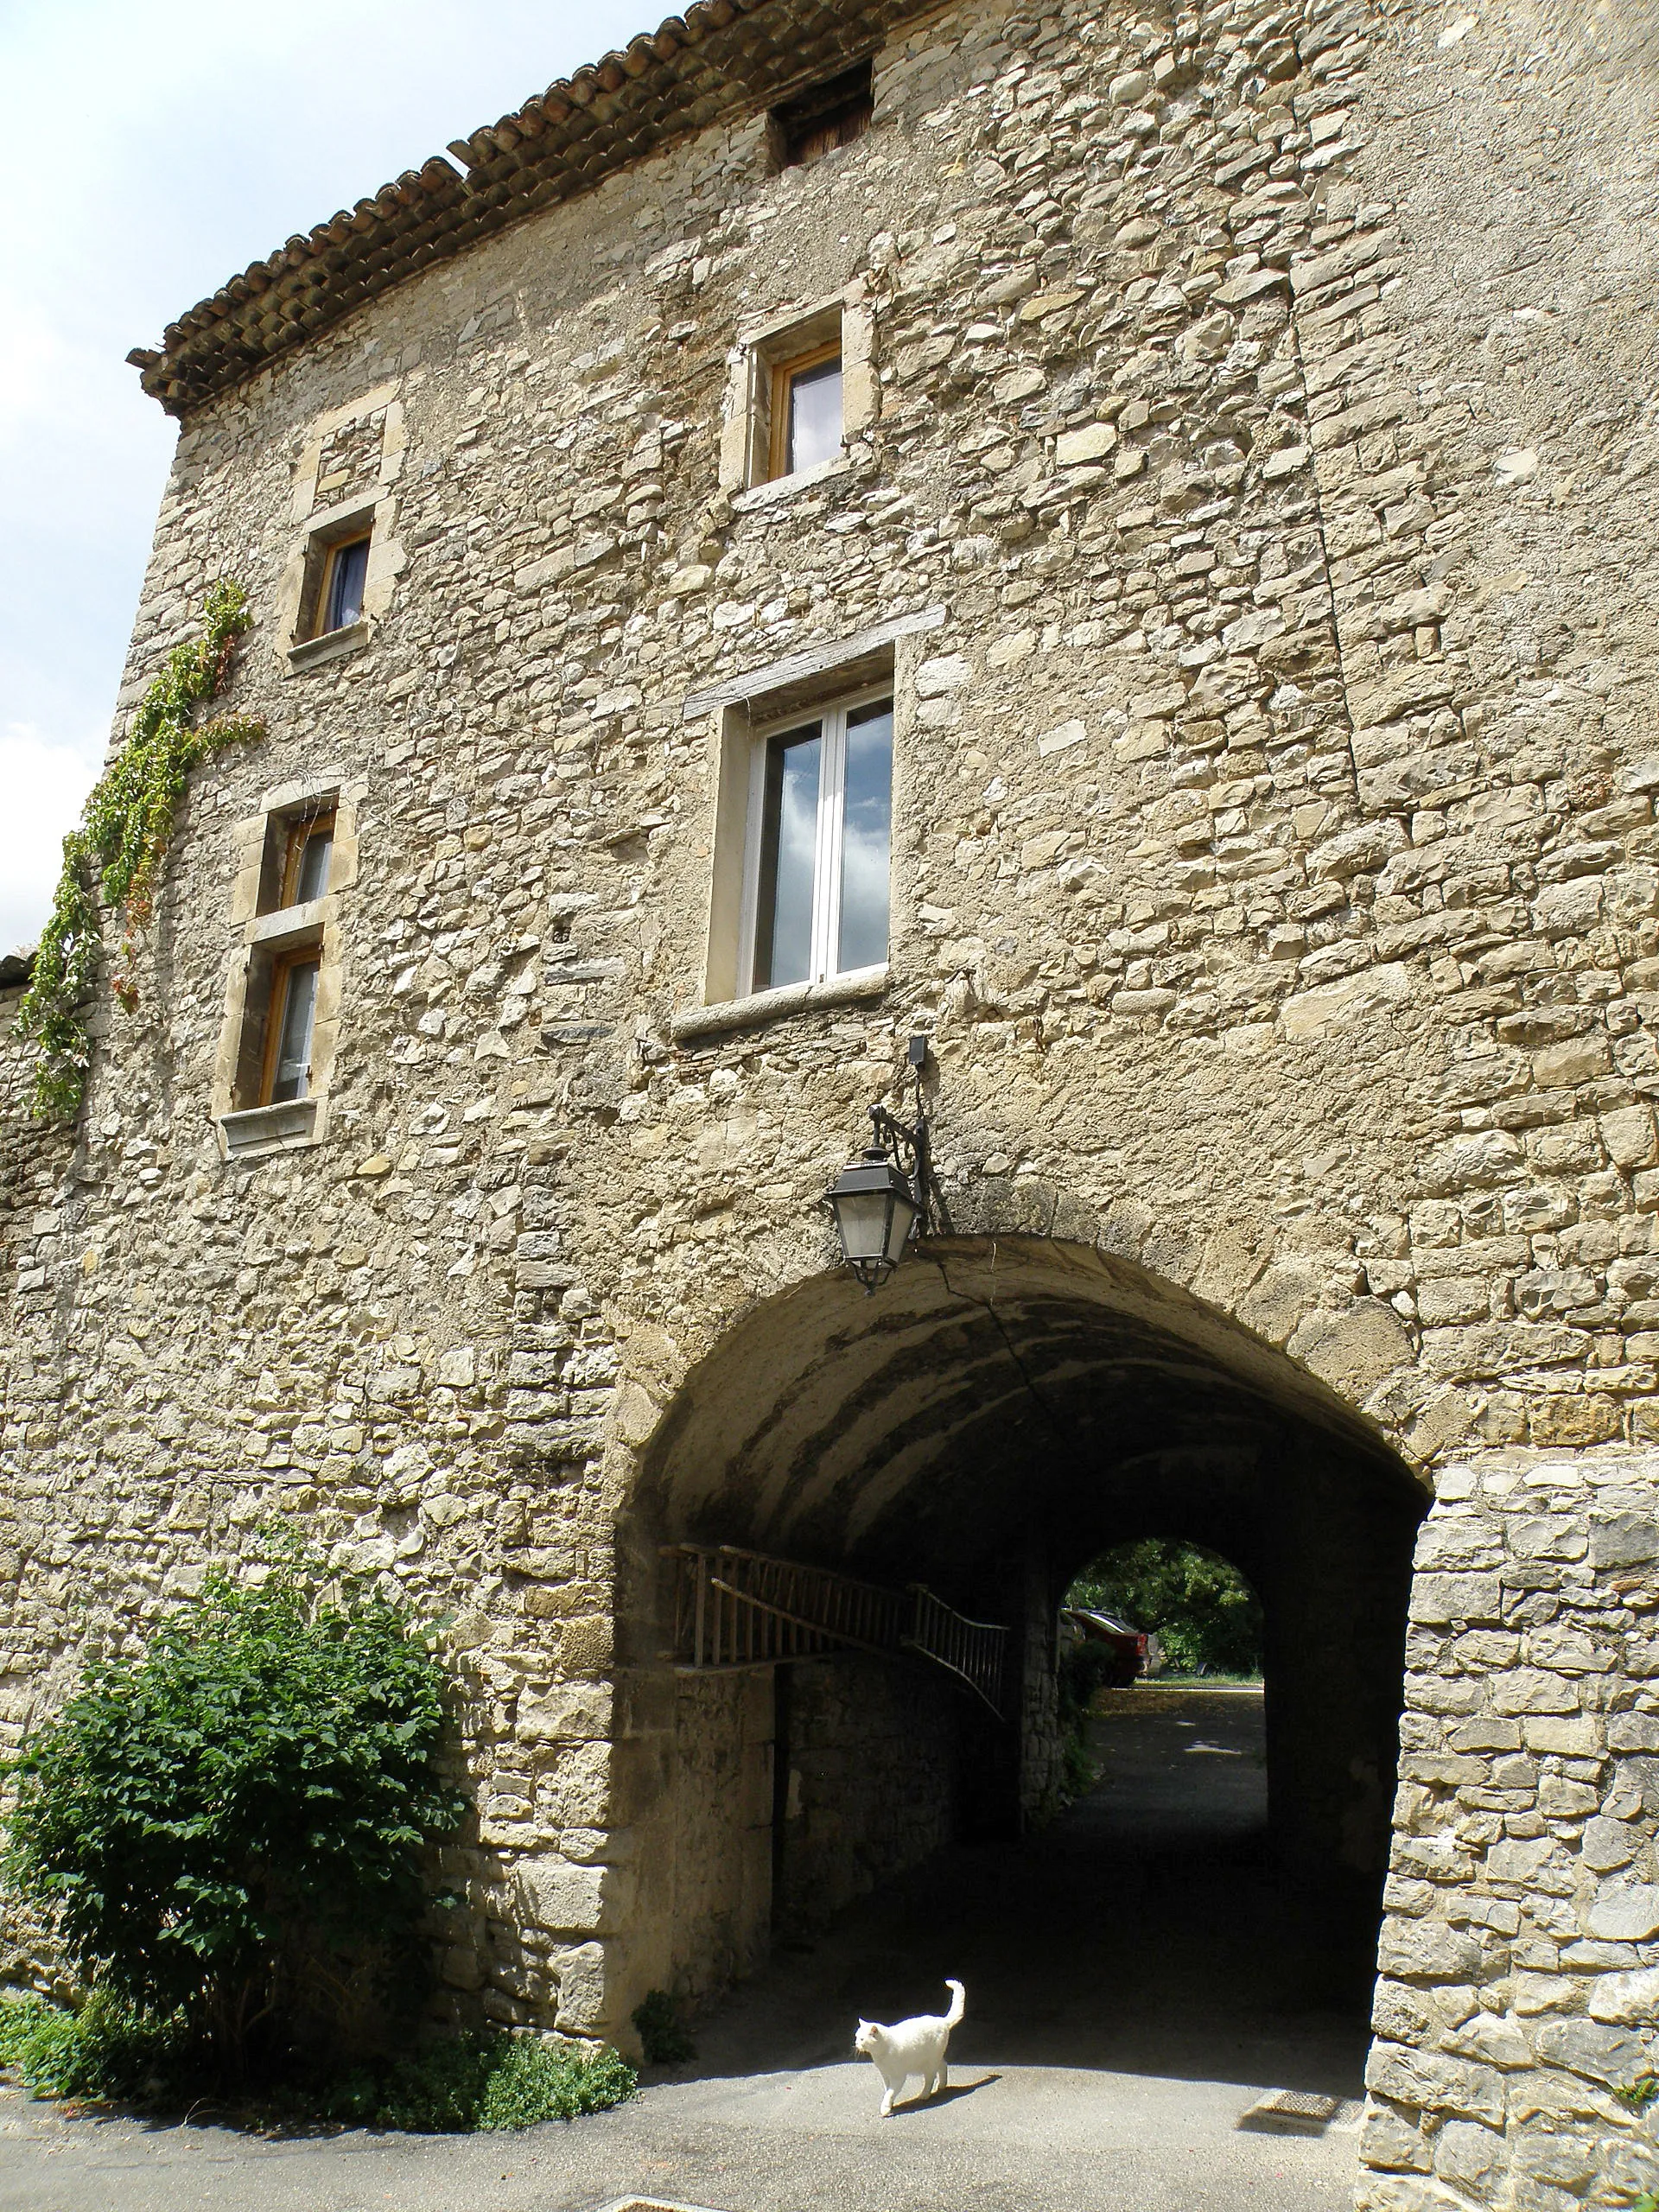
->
xmin=1068 ymin=1538 xmax=1264 ymax=1677
xmin=4 ymin=1543 xmax=465 ymax=2083
xmin=14 ymin=579 xmax=264 ymax=1119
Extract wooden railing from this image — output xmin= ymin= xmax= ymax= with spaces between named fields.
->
xmin=666 ymin=1543 xmax=1009 ymax=1718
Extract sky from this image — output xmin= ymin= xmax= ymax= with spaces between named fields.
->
xmin=0 ymin=0 xmax=652 ymax=954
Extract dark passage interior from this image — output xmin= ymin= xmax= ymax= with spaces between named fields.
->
xmin=670 ymin=1681 xmax=1371 ymax=2116
xmin=617 ymin=1237 xmax=1427 ymax=2044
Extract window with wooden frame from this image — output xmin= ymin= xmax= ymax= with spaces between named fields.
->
xmin=739 ymin=687 xmax=893 ymax=995
xmin=216 ymin=775 xmax=360 ymax=1155
xmin=229 ymin=933 xmax=326 ymax=1113
xmin=722 ymin=294 xmax=875 ymax=499
xmin=261 ymin=948 xmax=322 ymax=1103
xmin=230 ymin=797 xmax=335 ymax=1109
xmin=254 ymin=800 xmax=337 ymax=917
xmin=278 ymin=809 xmax=335 ymax=907
xmin=769 ymin=340 xmax=844 ymax=481
xmin=312 ymin=533 xmax=371 ymax=638
xmin=770 ymin=59 xmax=874 ymax=169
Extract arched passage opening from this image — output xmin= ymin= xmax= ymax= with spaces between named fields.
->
xmin=615 ymin=1236 xmax=1427 ymax=2044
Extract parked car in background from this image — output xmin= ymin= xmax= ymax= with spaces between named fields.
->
xmin=1059 ymin=1606 xmax=1149 ymax=1688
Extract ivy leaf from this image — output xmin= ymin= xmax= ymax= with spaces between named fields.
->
xmin=15 ymin=581 xmax=266 ymax=1120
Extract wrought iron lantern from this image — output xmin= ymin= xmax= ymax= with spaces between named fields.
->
xmin=824 ymin=1036 xmax=946 ymax=1293
xmin=825 ymin=1141 xmax=919 ymax=1292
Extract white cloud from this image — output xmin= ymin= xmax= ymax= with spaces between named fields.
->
xmin=0 ymin=722 xmax=103 ymax=954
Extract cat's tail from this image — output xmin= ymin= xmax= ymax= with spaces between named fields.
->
xmin=943 ymin=1978 xmax=966 ymax=2027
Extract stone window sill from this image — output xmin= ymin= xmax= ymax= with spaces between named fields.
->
xmin=671 ymin=964 xmax=888 ymax=1044
xmin=285 ymin=620 xmax=370 ymax=675
xmin=218 ymin=1097 xmax=321 ymax=1159
xmin=733 ymin=456 xmax=854 ymax=513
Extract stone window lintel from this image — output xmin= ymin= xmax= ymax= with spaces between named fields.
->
xmin=681 ymin=605 xmax=944 ymax=723
xmin=246 ymin=897 xmax=331 ymax=950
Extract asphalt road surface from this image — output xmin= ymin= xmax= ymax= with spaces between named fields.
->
xmin=0 ymin=1685 xmax=1370 ymax=2212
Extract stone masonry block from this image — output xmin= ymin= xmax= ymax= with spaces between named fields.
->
xmin=1409 ymin=1573 xmax=1503 ymax=1626
xmin=1376 ymin=1921 xmax=1484 ymax=1983
xmin=1365 ymin=2044 xmax=1505 ymax=2126
xmin=516 ymin=1681 xmax=613 ymax=1744
xmin=518 ymin=1858 xmax=632 ymax=1940
xmin=1589 ymin=1967 xmax=1659 ymax=2024
xmin=1529 ymin=2015 xmax=1649 ymax=2085
xmin=552 ymin=1941 xmax=609 ymax=2034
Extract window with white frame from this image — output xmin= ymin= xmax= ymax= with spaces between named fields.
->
xmin=739 ymin=689 xmax=893 ymax=995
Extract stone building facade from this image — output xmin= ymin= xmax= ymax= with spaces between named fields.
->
xmin=4 ymin=0 xmax=1659 ymax=2204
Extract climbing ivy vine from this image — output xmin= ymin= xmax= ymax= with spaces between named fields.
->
xmin=16 ymin=581 xmax=264 ymax=1121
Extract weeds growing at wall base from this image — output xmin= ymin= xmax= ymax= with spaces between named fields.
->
xmin=0 ymin=1991 xmax=636 ymax=2132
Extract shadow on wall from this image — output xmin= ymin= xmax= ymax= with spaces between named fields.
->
xmin=612 ymin=1236 xmax=1428 ymax=2018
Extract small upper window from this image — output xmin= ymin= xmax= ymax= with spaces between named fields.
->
xmin=282 ymin=810 xmax=335 ymax=907
xmin=256 ymin=801 xmax=338 ymax=917
xmin=771 ymin=342 xmax=843 ymax=480
xmin=742 ymin=692 xmax=893 ymax=994
xmin=315 ymin=535 xmax=370 ymax=636
xmin=772 ymin=60 xmax=874 ymax=169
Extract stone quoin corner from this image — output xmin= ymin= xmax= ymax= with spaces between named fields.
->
xmin=4 ymin=4 xmax=1659 ymax=2206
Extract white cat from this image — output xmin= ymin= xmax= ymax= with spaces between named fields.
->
xmin=854 ymin=1979 xmax=966 ymax=2116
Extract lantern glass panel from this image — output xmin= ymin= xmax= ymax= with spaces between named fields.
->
xmin=882 ymin=1185 xmax=918 ymax=1265
xmin=834 ymin=1186 xmax=895 ymax=1265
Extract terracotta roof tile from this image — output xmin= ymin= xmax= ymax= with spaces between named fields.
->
xmin=130 ymin=0 xmax=927 ymax=417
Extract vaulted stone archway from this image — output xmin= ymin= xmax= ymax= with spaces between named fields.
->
xmin=613 ymin=1236 xmax=1428 ymax=2014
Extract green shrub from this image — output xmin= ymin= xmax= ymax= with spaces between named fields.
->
xmin=5 ymin=1545 xmax=466 ymax=2082
xmin=0 ymin=1990 xmax=188 ymax=2104
xmin=1058 ymin=1730 xmax=1098 ymax=1802
xmin=632 ymin=1987 xmax=696 ymax=2064
xmin=1058 ymin=1637 xmax=1125 ymax=1726
xmin=478 ymin=2037 xmax=637 ymax=2129
xmin=0 ymin=1992 xmax=635 ymax=2132
xmin=324 ymin=2030 xmax=637 ymax=2131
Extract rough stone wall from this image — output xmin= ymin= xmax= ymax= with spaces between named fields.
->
xmin=1287 ymin=0 xmax=1659 ymax=1467
xmin=0 ymin=0 xmax=1657 ymax=2112
xmin=774 ymin=1654 xmax=961 ymax=1933
xmin=1363 ymin=1448 xmax=1659 ymax=2211
xmin=0 ymin=973 xmax=74 ymax=1997
xmin=657 ymin=1670 xmax=776 ymax=2001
